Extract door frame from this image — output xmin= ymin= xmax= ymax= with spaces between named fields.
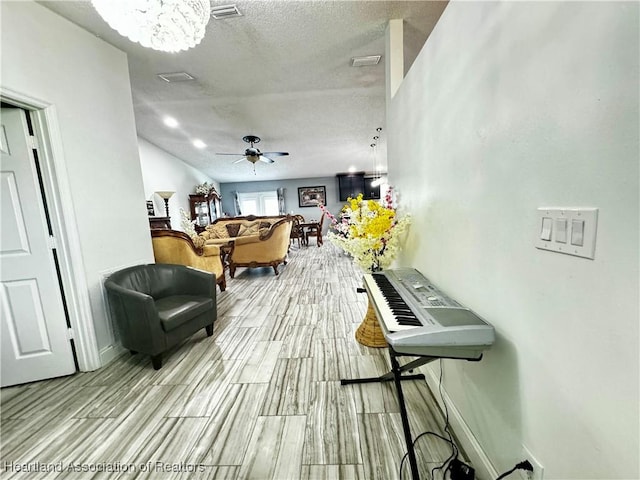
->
xmin=1 ymin=86 xmax=101 ymax=372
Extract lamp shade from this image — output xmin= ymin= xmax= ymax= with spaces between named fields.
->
xmin=91 ymin=0 xmax=211 ymax=53
xmin=155 ymin=191 xmax=175 ymax=200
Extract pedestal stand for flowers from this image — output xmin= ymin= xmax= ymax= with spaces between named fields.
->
xmin=354 ymin=298 xmax=387 ymax=348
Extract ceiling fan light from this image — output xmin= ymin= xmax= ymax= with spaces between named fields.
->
xmin=91 ymin=0 xmax=211 ymax=53
xmin=218 ymin=135 xmax=288 ymax=170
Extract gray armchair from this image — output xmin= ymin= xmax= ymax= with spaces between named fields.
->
xmin=104 ymin=263 xmax=216 ymax=369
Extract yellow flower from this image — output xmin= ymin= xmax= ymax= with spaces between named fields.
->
xmin=325 ymin=188 xmax=411 ymax=272
xmin=367 ymin=215 xmax=393 ymax=237
xmin=346 ymin=194 xmax=363 ymax=212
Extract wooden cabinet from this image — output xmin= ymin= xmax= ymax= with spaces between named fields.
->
xmin=337 ymin=172 xmax=380 ymax=201
xmin=189 ymin=195 xmax=210 ymax=228
xmin=189 ymin=193 xmax=221 ymax=231
xmin=337 ymin=172 xmax=365 ymax=201
xmin=363 ymin=175 xmax=381 ymax=200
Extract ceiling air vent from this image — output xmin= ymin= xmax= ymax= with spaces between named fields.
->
xmin=211 ymin=4 xmax=242 ymax=19
xmin=157 ymin=72 xmax=196 ymax=83
xmin=351 ymin=55 xmax=382 ymax=67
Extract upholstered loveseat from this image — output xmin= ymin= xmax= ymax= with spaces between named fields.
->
xmin=198 ymin=215 xmax=293 ymax=277
xmin=151 ymin=229 xmax=226 ymax=292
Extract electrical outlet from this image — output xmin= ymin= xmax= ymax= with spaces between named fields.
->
xmin=521 ymin=445 xmax=544 ymax=480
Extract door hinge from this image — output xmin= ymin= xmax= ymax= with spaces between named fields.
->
xmin=67 ymin=328 xmax=75 ymax=340
xmin=28 ymin=135 xmax=39 ymax=150
xmin=48 ymin=235 xmax=57 ymax=250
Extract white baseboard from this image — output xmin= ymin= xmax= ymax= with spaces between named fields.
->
xmin=421 ymin=365 xmax=498 ymax=480
xmin=99 ymin=342 xmax=125 ymax=367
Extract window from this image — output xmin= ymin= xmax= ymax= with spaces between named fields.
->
xmin=237 ymin=191 xmax=279 ymax=216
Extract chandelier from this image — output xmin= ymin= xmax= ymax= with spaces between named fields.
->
xmin=91 ymin=0 xmax=211 ymax=53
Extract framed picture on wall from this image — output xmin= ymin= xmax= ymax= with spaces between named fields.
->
xmin=146 ymin=200 xmax=155 ymax=216
xmin=298 ymin=186 xmax=326 ymax=207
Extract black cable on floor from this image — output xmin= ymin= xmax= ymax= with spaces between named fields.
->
xmin=398 ymin=359 xmax=460 ymax=480
xmin=399 ymin=431 xmax=459 ymax=479
xmin=496 ymin=461 xmax=534 ymax=480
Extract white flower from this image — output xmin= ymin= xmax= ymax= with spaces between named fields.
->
xmin=195 ymin=181 xmax=219 ymax=196
xmin=179 ymin=208 xmax=197 ymax=236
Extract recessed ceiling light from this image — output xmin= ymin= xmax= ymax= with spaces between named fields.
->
xmin=193 ymin=139 xmax=206 ymax=149
xmin=163 ymin=116 xmax=179 ymax=128
xmin=351 ymin=55 xmax=382 ymax=67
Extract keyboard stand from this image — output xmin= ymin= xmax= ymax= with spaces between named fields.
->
xmin=341 ymin=348 xmax=438 ymax=480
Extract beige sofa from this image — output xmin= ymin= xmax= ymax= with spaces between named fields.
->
xmin=199 ymin=215 xmax=284 ymax=246
xmin=199 ymin=215 xmax=293 ymax=277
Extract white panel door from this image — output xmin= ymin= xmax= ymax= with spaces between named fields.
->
xmin=0 ymin=108 xmax=75 ymax=387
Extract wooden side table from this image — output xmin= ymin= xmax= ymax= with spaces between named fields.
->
xmin=149 ymin=216 xmax=171 ymax=230
xmin=218 ymin=241 xmax=234 ymax=270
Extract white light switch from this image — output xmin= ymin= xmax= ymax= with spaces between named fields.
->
xmin=536 ymin=208 xmax=598 ymax=259
xmin=555 ymin=218 xmax=567 ymax=243
xmin=571 ymin=219 xmax=585 ymax=246
xmin=540 ymin=217 xmax=552 ymax=241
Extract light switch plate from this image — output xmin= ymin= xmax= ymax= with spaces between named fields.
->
xmin=536 ymin=208 xmax=598 ymax=259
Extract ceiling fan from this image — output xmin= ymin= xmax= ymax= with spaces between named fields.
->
xmin=217 ymin=135 xmax=289 ymax=166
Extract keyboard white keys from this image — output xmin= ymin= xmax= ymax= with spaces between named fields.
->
xmin=363 ymin=274 xmax=421 ymax=333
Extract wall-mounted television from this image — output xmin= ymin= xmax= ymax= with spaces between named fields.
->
xmin=337 ymin=172 xmax=380 ymax=201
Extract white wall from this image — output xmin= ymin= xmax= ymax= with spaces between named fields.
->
xmin=1 ymin=2 xmax=154 ymax=359
xmin=220 ymin=176 xmax=341 ymax=232
xmin=138 ymin=137 xmax=218 ymax=231
xmin=388 ymin=2 xmax=639 ymax=479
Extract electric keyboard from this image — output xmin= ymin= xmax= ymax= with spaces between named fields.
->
xmin=363 ymin=268 xmax=495 ymax=359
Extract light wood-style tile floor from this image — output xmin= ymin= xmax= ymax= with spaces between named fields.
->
xmin=1 ymin=243 xmax=461 ymax=480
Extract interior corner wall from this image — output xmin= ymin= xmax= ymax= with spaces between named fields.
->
xmin=387 ymin=2 xmax=639 ymax=479
xmin=1 ymin=1 xmax=154 ymax=358
xmin=138 ymin=137 xmax=218 ymax=231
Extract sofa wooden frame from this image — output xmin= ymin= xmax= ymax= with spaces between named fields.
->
xmin=208 ymin=214 xmax=286 ymax=225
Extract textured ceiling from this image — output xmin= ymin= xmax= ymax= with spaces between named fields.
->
xmin=39 ymin=0 xmax=447 ymax=182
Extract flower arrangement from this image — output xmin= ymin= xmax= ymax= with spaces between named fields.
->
xmin=180 ymin=208 xmax=206 ymax=248
xmin=179 ymin=208 xmax=197 ymax=237
xmin=319 ymin=187 xmax=411 ymax=272
xmin=195 ymin=182 xmax=218 ymax=196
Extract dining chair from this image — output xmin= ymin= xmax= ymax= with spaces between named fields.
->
xmin=305 ymin=212 xmax=325 ymax=247
xmin=289 ymin=214 xmax=306 ymax=248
